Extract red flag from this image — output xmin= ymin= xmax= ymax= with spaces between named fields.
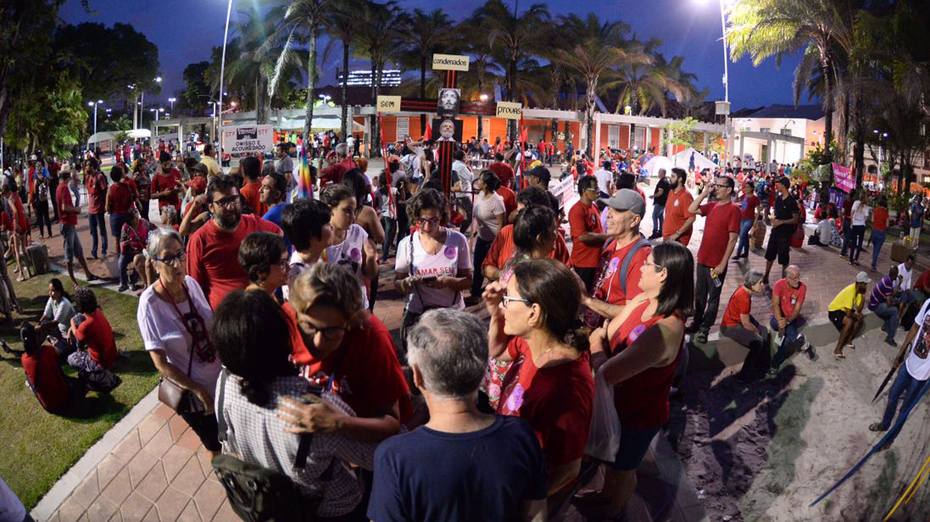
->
xmin=519 ymin=126 xmax=528 ymax=145
xmin=423 ymin=121 xmax=432 ymax=141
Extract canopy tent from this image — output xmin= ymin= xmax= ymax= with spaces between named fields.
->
xmin=275 ymin=115 xmax=365 ymax=133
xmin=642 ymin=155 xmax=674 ymax=178
xmin=86 ymin=129 xmax=152 ymax=147
xmin=673 ymin=147 xmax=716 ymax=171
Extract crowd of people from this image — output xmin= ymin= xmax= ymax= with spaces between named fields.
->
xmin=5 ymin=132 xmax=930 ymax=521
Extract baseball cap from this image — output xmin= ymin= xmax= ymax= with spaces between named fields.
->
xmin=189 ymin=163 xmax=209 ymax=176
xmin=600 ymin=189 xmax=645 ymax=216
xmin=856 ymin=271 xmax=870 ymax=284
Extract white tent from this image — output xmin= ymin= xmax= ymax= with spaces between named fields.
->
xmin=642 ymin=155 xmax=674 ymax=178
xmin=276 ymin=116 xmax=365 ymax=132
xmin=673 ymin=147 xmax=717 ymax=171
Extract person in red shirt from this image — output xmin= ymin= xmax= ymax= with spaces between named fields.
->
xmin=734 ymin=181 xmax=761 ymax=259
xmin=497 ymin=184 xmax=517 ymax=221
xmin=186 ymin=175 xmax=282 ymax=310
xmin=238 ymin=156 xmax=266 ymax=215
xmin=662 ymin=168 xmax=697 ymax=245
xmin=67 ymin=288 xmax=118 ymax=372
xmin=319 ymin=143 xmax=357 ymax=186
xmin=83 ymin=157 xmax=109 ymax=259
xmin=151 ymin=151 xmax=182 ymax=212
xmin=4 ymin=324 xmax=72 ymax=412
xmin=870 ymin=197 xmax=890 ymax=271
xmin=688 ymin=176 xmax=741 ymax=343
xmin=569 ymin=176 xmax=610 ymax=293
xmin=720 ymin=270 xmax=768 ymax=376
xmin=2 ymin=182 xmax=29 ymax=282
xmin=488 ymin=153 xmax=515 ymax=189
xmin=770 ymin=265 xmax=810 ymax=371
xmin=55 ymin=170 xmax=99 ymax=286
xmin=484 ymin=259 xmax=593 ymax=512
xmin=105 ymin=165 xmax=134 ymax=251
xmin=584 ymin=189 xmax=651 ymax=327
xmin=483 ymin=192 xmax=571 ymax=281
xmin=278 ymin=262 xmax=412 ymax=442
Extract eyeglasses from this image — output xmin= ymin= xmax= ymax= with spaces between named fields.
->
xmin=211 ymin=195 xmax=241 ymax=208
xmin=302 ymin=322 xmax=349 ymax=340
xmin=714 ymin=184 xmax=730 ymax=189
xmin=418 ymin=217 xmax=441 ymax=227
xmin=277 ymin=258 xmax=290 ymax=271
xmin=155 ymin=252 xmax=185 ymax=266
xmin=643 ymin=260 xmax=665 ymax=271
xmin=501 ymin=294 xmax=532 ymax=308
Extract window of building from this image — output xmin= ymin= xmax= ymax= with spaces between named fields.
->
xmin=396 ymin=117 xmax=409 ymax=140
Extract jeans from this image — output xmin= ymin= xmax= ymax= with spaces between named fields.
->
xmin=88 ymin=212 xmax=107 ymax=257
xmin=381 ymin=217 xmax=396 ymax=259
xmin=721 ymin=316 xmax=770 ymax=371
xmin=879 ymin=365 xmax=927 ymax=442
xmin=694 ymin=263 xmax=726 ymax=332
xmin=871 ymin=229 xmax=886 ymax=269
xmin=109 ymin=213 xmax=127 ymax=243
xmin=118 ymin=251 xmax=138 ymax=288
xmin=652 ymin=204 xmax=665 ymax=238
xmin=471 ymin=237 xmax=493 ymax=296
xmin=870 ymin=301 xmax=899 ymax=342
xmin=850 ymin=225 xmax=866 ymax=262
xmin=840 ymin=222 xmax=853 ymax=256
xmin=770 ymin=316 xmax=805 ymax=368
xmin=736 ymin=218 xmax=754 ymax=257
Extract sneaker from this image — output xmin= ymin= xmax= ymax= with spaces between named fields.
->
xmin=869 ymin=422 xmax=888 ymax=432
xmin=117 ymin=284 xmax=129 ymax=292
xmin=884 ymin=338 xmax=897 ymax=347
xmin=694 ymin=330 xmax=708 ymax=344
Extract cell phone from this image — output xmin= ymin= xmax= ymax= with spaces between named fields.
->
xmin=420 ymin=273 xmax=438 ymax=282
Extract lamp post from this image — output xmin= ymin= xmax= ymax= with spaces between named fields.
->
xmin=88 ymin=99 xmax=103 ymax=135
xmin=873 ymin=129 xmax=888 ymax=178
xmin=168 ymin=97 xmax=176 ymax=112
xmin=696 ymin=0 xmax=733 ymax=163
xmin=218 ymin=0 xmax=235 ymax=161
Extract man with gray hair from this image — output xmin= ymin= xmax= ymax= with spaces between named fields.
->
xmin=320 ymin=142 xmax=357 ymax=186
xmin=770 ymin=265 xmax=811 ymax=372
xmin=368 ymin=308 xmax=547 ymax=522
xmin=720 ymin=269 xmax=770 ymax=377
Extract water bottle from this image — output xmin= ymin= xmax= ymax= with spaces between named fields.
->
xmin=711 ymin=269 xmax=723 ymax=288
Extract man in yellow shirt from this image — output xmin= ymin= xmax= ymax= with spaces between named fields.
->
xmin=199 ymin=143 xmax=223 ymax=179
xmin=828 ymin=271 xmax=869 ymax=359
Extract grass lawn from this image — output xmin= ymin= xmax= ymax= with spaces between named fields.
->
xmin=0 ymin=272 xmax=158 ymax=509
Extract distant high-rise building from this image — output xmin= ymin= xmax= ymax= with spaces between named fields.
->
xmin=336 ymin=69 xmax=401 ymax=87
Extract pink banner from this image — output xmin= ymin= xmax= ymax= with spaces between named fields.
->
xmin=833 ymin=163 xmax=855 ymax=193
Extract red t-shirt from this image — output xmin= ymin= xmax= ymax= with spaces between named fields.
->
xmin=240 ymin=180 xmax=266 ymax=216
xmin=56 ymin=184 xmax=78 ymax=227
xmin=22 ymin=344 xmax=70 ymax=411
xmin=697 ymin=202 xmax=741 ymax=267
xmin=284 ymin=305 xmax=412 ymax=421
xmin=488 ymin=162 xmax=515 ymax=188
xmin=152 ymin=169 xmax=181 ymax=210
xmin=916 ymin=270 xmax=930 ymax=292
xmin=0 ymin=210 xmax=11 ymax=232
xmin=498 ymin=338 xmax=593 ymax=468
xmin=75 ymin=309 xmax=117 ymax=369
xmin=496 ymin=186 xmax=517 ymax=218
xmin=662 ymin=188 xmax=696 ymax=245
xmin=123 ymin=178 xmax=139 ymax=201
xmin=721 ymin=285 xmax=751 ymax=328
xmin=86 ymin=172 xmax=108 ymax=215
xmin=569 ymin=201 xmax=604 ymax=268
xmin=873 ymin=207 xmax=889 ymax=231
xmin=107 ymin=183 xmax=133 ymax=214
xmin=740 ymin=195 xmax=761 ymax=220
xmin=482 ymin=224 xmax=571 ymax=274
xmin=773 ymin=279 xmax=806 ymax=319
xmin=8 ymin=194 xmax=26 ymax=233
xmin=320 ymin=158 xmax=357 ymax=186
xmin=593 ymin=239 xmax=651 ymax=306
xmin=186 ymin=213 xmax=282 ymax=310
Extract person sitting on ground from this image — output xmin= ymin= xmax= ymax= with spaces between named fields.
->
xmin=67 ymin=288 xmax=119 ymax=386
xmin=720 ymin=270 xmax=770 ymax=375
xmin=809 ymin=213 xmax=833 ymax=247
xmin=770 ymin=265 xmax=811 ymax=370
xmin=368 ymin=308 xmax=548 ymax=522
xmin=279 ymin=263 xmax=412 ymax=442
xmin=484 ymin=259 xmax=594 ymax=513
xmin=212 ymin=289 xmax=375 ymax=519
xmin=117 ymin=208 xmax=151 ymax=292
xmin=17 ymin=323 xmax=72 ymax=412
xmin=40 ymin=278 xmax=75 ymax=342
xmin=868 ymin=265 xmax=903 ymax=348
xmin=828 ymin=271 xmax=870 ymax=358
xmin=913 ymin=265 xmax=930 ymax=304
xmin=239 ymin=231 xmax=289 ymax=298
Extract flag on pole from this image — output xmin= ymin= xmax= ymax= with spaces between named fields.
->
xmin=520 ymin=114 xmax=527 ymax=189
xmin=423 ymin=120 xmax=432 ymax=141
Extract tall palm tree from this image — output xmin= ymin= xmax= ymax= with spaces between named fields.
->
xmin=449 ymin=20 xmax=503 ymax=141
xmin=267 ymin=0 xmax=330 ymax=149
xmin=355 ymin=0 xmax=404 ymax=155
xmin=550 ymin=13 xmax=650 ymax=157
xmin=325 ymin=0 xmax=365 ymax=141
xmin=728 ymin=0 xmax=856 ymax=158
xmin=397 ymin=8 xmax=450 ymax=133
xmin=601 ymin=39 xmax=689 ymax=116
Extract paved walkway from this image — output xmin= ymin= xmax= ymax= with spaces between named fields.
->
xmin=32 ymin=172 xmax=919 ymax=521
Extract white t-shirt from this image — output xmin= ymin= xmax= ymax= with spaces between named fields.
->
xmin=138 ymin=276 xmax=221 ymax=391
xmin=44 ymin=296 xmax=76 ymax=337
xmin=452 ymin=161 xmax=473 ymax=199
xmin=284 ymin=250 xmax=320 ymax=302
xmin=474 ymin=192 xmax=506 ymax=241
xmin=851 ymin=200 xmax=870 ymax=226
xmin=325 ymin=224 xmax=370 ymax=310
xmin=594 ymin=169 xmax=613 ymax=195
xmin=816 ymin=220 xmax=832 ymax=244
xmin=395 ymin=230 xmax=471 ymax=313
xmin=907 ymin=299 xmax=930 ymax=380
xmin=898 ymin=263 xmax=914 ymax=291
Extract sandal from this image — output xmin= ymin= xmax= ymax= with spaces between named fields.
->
xmin=869 ymin=422 xmax=887 ymax=432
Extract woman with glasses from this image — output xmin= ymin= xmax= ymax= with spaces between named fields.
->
xmin=584 ymin=241 xmax=692 ymax=518
xmin=320 ymin=184 xmax=378 ymax=311
xmin=138 ymin=226 xmax=222 ymax=457
xmin=238 ymin=231 xmax=289 ymax=298
xmin=394 ymin=188 xmax=473 ymax=357
xmin=279 ymin=263 xmax=411 ymax=443
xmin=483 ymin=258 xmax=593 ymax=513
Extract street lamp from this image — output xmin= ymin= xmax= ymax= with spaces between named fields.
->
xmin=88 ymin=99 xmax=103 ymax=135
xmin=218 ymin=0 xmax=235 ymax=160
xmin=695 ymin=0 xmax=734 ymax=161
xmin=168 ymin=97 xmax=176 ymax=111
xmin=136 ymin=77 xmax=162 ymax=130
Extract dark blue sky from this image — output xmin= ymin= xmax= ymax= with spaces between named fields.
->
xmin=60 ymin=0 xmax=806 ymax=111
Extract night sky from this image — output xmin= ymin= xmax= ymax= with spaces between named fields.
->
xmin=60 ymin=0 xmax=806 ymax=111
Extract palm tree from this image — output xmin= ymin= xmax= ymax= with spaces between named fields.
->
xmin=449 ymin=19 xmax=503 ymax=141
xmin=728 ymin=0 xmax=857 ymax=158
xmin=397 ymin=8 xmax=450 ymax=133
xmin=600 ymin=38 xmax=678 ymax=116
xmin=267 ymin=0 xmax=330 ymax=149
xmin=355 ymin=0 xmax=404 ymax=155
xmin=550 ymin=13 xmax=650 ymax=157
xmin=325 ymin=0 xmax=365 ymax=141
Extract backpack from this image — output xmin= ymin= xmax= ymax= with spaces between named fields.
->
xmin=212 ymin=370 xmax=330 ymax=522
xmin=36 ymin=181 xmax=48 ymax=202
xmin=79 ymin=367 xmax=121 ymax=393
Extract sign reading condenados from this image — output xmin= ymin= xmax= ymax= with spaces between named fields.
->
xmin=495 ymin=101 xmax=523 ymax=120
xmin=431 ymin=54 xmax=470 ymax=72
xmin=376 ymin=95 xmax=401 ymax=113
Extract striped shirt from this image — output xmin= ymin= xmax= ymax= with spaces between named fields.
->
xmin=868 ymin=275 xmax=896 ymax=310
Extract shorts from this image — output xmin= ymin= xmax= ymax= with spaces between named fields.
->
xmin=60 ymin=224 xmax=83 ymax=263
xmin=609 ymin=424 xmax=660 ymax=471
xmin=829 ymin=310 xmax=847 ymax=331
xmin=765 ymin=230 xmax=791 ymax=265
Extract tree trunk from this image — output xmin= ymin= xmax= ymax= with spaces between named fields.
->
xmin=853 ymin=94 xmax=864 ymax=190
xmin=419 ymin=55 xmax=427 ymax=135
xmin=820 ymin=50 xmax=834 ymax=161
xmin=255 ymin=75 xmax=267 ymax=125
xmin=507 ymin=59 xmax=517 ymax=142
xmin=340 ymin=40 xmax=350 ymax=141
xmin=304 ymin=25 xmax=318 ymax=167
xmin=371 ymin=63 xmax=382 ymax=157
xmin=585 ymin=77 xmax=597 ymax=159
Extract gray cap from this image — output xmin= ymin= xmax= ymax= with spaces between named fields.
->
xmin=856 ymin=271 xmax=870 ymax=284
xmin=600 ymin=189 xmax=645 ymax=216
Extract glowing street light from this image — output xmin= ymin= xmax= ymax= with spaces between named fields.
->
xmin=694 ymin=0 xmax=734 ymax=160
xmin=168 ymin=97 xmax=176 ymax=111
xmin=88 ymin=99 xmax=104 ymax=134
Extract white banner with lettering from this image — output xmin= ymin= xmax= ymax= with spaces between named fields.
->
xmin=222 ymin=125 xmax=274 ymax=159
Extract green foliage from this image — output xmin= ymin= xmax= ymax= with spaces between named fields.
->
xmin=3 ymin=72 xmax=87 ymax=156
xmin=664 ymin=117 xmax=699 ymax=149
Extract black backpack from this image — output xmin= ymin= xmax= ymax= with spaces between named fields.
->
xmin=212 ymin=370 xmax=332 ymax=522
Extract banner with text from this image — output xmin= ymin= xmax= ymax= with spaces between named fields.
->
xmin=223 ymin=125 xmax=274 ymax=159
xmin=496 ymin=101 xmax=523 ymax=120
xmin=376 ymin=95 xmax=401 ymax=113
xmin=833 ymin=162 xmax=855 ymax=193
xmin=549 ymin=176 xmax=577 ymax=209
xmin=432 ymin=54 xmax=470 ymax=71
